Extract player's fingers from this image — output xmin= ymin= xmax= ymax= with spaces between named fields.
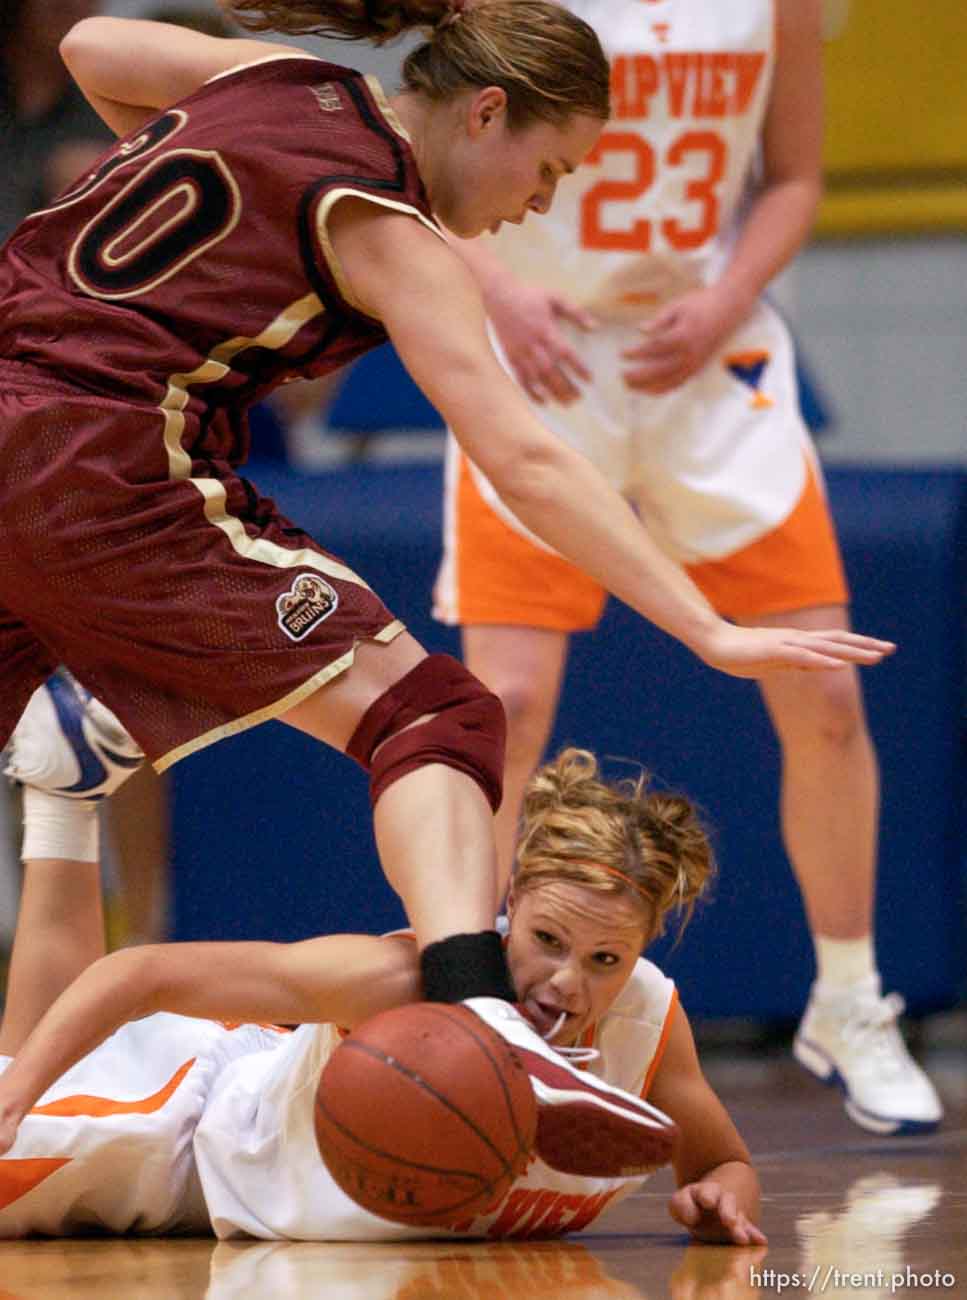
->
xmin=794 ymin=634 xmax=895 ymax=664
xmin=527 ymin=346 xmax=583 ymax=403
xmin=807 ymin=630 xmax=896 ymax=655
xmin=624 ymin=331 xmax=682 ymax=360
xmin=669 ymin=1188 xmax=700 ymax=1225
xmin=767 ymin=648 xmax=861 ymax=672
xmin=551 ymin=296 xmax=598 ymax=334
xmin=542 ymin=368 xmax=581 ymax=403
xmin=555 ymin=342 xmax=593 ymax=384
xmin=714 ymin=1190 xmax=739 ymax=1223
xmin=519 ymin=374 xmax=548 ymax=404
xmin=511 ymin=357 xmax=549 ymax=404
xmin=694 ymin=1181 xmax=724 ymax=1211
xmin=641 ymin=305 xmax=681 ymax=334
xmin=622 ymin=364 xmax=691 ymax=394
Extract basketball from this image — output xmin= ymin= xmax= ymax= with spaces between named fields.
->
xmin=314 ymin=1002 xmax=538 ymax=1227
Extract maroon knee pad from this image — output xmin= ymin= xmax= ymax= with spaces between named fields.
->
xmin=345 ymin=654 xmax=506 ymax=812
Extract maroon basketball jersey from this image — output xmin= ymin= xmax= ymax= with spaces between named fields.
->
xmin=0 ymin=56 xmax=441 ymax=459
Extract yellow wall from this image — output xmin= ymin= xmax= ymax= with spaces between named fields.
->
xmin=818 ymin=0 xmax=967 ymax=236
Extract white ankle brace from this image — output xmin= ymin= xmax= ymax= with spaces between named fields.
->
xmin=21 ymin=786 xmax=99 ymax=863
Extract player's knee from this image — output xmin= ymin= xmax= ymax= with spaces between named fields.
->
xmin=346 ymin=654 xmax=506 ymax=812
xmin=776 ymin=670 xmax=867 ymax=751
xmin=495 ymin=672 xmax=550 ymax=735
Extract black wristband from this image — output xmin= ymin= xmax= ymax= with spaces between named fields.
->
xmin=420 ymin=930 xmax=517 ymax=1004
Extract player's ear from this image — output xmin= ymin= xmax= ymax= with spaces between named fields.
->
xmin=505 ymin=886 xmax=517 ymax=920
xmin=467 ymin=85 xmax=507 ymax=138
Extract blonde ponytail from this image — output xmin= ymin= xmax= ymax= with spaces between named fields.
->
xmin=222 ymin=1 xmax=610 ymax=127
xmin=224 ymin=1 xmax=452 ymax=43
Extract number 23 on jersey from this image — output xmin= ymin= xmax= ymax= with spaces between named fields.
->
xmin=579 ymin=128 xmax=727 ymax=254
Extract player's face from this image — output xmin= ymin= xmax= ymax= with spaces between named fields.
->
xmin=506 ymin=881 xmax=651 ymax=1047
xmin=439 ymin=99 xmax=603 ymax=238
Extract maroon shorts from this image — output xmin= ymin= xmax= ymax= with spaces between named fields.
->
xmin=0 ymin=379 xmax=402 ymax=768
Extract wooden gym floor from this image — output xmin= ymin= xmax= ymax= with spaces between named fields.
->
xmin=1 ymin=1025 xmax=963 ymax=1300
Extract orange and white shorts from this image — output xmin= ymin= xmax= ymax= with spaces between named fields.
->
xmin=434 ymin=300 xmax=848 ymax=631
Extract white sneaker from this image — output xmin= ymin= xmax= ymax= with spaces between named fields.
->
xmin=793 ymin=979 xmax=943 ymax=1135
xmin=4 ymin=669 xmax=143 ymax=800
xmin=464 ymin=997 xmax=679 ymax=1178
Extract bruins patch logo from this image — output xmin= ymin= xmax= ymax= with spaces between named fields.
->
xmin=276 ymin=573 xmax=338 ymax=642
xmin=312 ymin=83 xmax=343 ymax=113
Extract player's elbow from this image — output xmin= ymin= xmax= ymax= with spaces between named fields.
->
xmin=60 ymin=16 xmax=99 ymax=66
xmin=59 ymin=16 xmax=115 ymax=81
xmin=108 ymin=943 xmax=167 ymax=1017
xmin=484 ymin=435 xmax=566 ymax=518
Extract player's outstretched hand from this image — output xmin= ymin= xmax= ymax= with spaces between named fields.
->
xmin=696 ymin=624 xmax=895 ymax=679
xmin=670 ymin=1179 xmax=768 ymax=1246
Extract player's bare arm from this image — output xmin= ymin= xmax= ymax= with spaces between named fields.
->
xmin=714 ymin=0 xmax=824 ymax=314
xmin=0 ymin=933 xmax=420 ymax=1154
xmin=648 ymin=1003 xmax=767 ymax=1245
xmin=60 ymin=16 xmax=298 ymax=136
xmin=328 ymin=200 xmax=894 ymax=677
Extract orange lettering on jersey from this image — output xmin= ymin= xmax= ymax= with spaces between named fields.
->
xmin=29 ymin=1058 xmax=195 ymax=1119
xmin=486 ymin=1187 xmax=538 ymax=1237
xmin=486 ymin=1187 xmax=547 ymax=1238
xmin=695 ymin=53 xmax=729 ymax=118
xmin=565 ymin=1187 xmax=623 ymax=1233
xmin=664 ymin=52 xmax=692 ymax=118
xmin=484 ymin=1185 xmax=624 ymax=1239
xmin=509 ymin=1188 xmax=559 ymax=1238
xmin=613 ymin=51 xmax=767 ymax=122
xmin=0 ymin=1158 xmax=71 ymax=1211
xmin=733 ymin=51 xmax=767 ymax=114
xmin=529 ymin=1191 xmax=586 ymax=1237
xmin=611 ymin=54 xmax=660 ymax=119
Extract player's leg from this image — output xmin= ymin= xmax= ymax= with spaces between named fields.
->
xmin=281 ymin=629 xmax=508 ymax=953
xmin=0 ymin=851 xmax=103 ymax=1057
xmin=107 ymin=763 xmax=170 ymax=946
xmin=462 ymin=624 xmax=570 ymax=894
xmin=745 ymin=603 xmax=941 ymax=1133
xmin=648 ymin=295 xmax=940 ymax=1132
xmin=743 ymin=603 xmax=877 ymax=943
xmin=0 ymin=671 xmax=144 ymax=1054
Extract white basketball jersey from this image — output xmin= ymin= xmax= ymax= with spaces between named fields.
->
xmin=195 ymin=957 xmax=676 ymax=1241
xmin=0 ymin=965 xmax=675 ymax=1240
xmin=0 ymin=1015 xmax=283 ymax=1237
xmin=490 ymin=0 xmax=775 ymax=317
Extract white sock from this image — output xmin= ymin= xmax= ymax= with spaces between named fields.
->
xmin=21 ymin=787 xmax=99 ymax=863
xmin=812 ymin=934 xmax=878 ymax=997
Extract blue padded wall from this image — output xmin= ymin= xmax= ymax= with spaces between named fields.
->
xmin=170 ymin=463 xmax=966 ymax=1020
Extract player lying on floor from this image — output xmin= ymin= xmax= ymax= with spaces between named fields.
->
xmin=0 ymin=677 xmax=765 ymax=1243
